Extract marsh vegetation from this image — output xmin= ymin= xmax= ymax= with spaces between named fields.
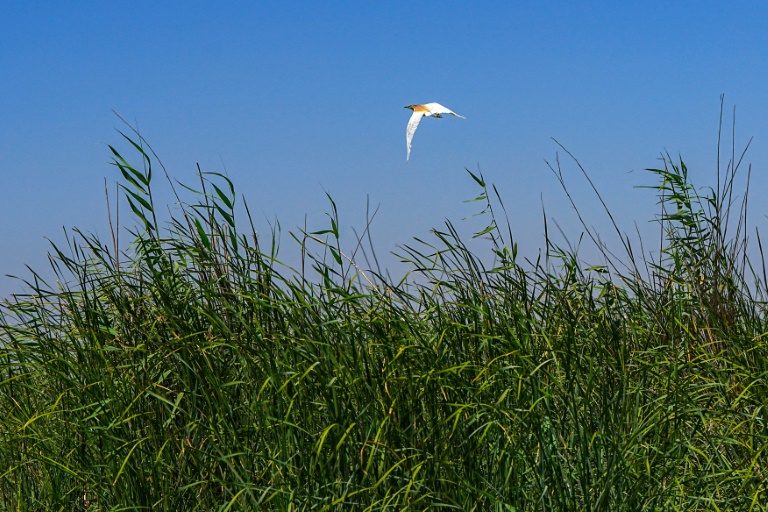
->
xmin=2 ymin=115 xmax=767 ymax=510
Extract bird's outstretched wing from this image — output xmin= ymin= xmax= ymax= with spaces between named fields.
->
xmin=406 ymin=110 xmax=424 ymax=162
xmin=424 ymin=102 xmax=465 ymax=119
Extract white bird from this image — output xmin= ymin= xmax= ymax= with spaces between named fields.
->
xmin=404 ymin=102 xmax=465 ymax=162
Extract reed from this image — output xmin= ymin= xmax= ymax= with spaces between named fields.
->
xmin=2 ymin=117 xmax=767 ymax=510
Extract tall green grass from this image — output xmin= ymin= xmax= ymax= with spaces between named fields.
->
xmin=2 ymin=119 xmax=767 ymax=510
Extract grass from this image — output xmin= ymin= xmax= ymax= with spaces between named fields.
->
xmin=2 ymin=112 xmax=768 ymax=510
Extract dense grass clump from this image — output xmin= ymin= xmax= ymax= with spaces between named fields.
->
xmin=1 ymin=127 xmax=768 ymax=510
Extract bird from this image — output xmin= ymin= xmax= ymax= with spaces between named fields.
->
xmin=404 ymin=102 xmax=465 ymax=162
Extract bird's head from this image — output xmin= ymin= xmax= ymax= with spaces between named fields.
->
xmin=404 ymin=104 xmax=416 ymax=111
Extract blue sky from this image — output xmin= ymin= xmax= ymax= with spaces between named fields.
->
xmin=2 ymin=1 xmax=767 ymax=297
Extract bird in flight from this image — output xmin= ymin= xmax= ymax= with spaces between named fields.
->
xmin=404 ymin=102 xmax=465 ymax=162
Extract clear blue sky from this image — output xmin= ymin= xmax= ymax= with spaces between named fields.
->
xmin=2 ymin=1 xmax=767 ymax=297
